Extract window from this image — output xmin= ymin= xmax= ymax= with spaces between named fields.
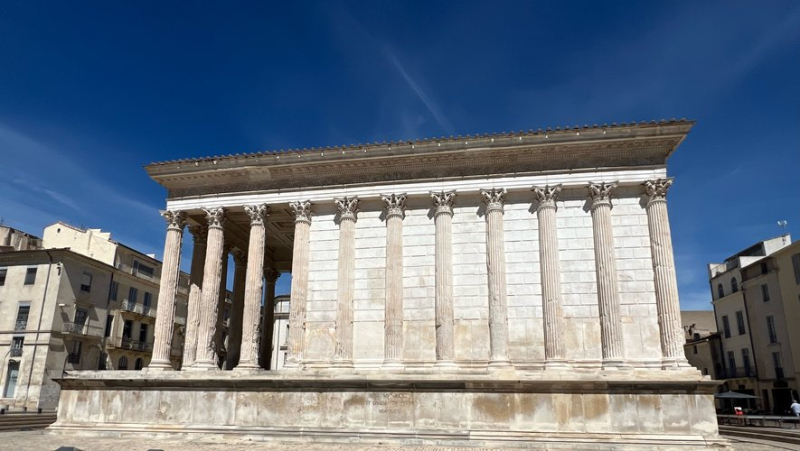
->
xmin=80 ymin=272 xmax=92 ymax=292
xmin=143 ymin=292 xmax=152 ymax=314
xmin=128 ymin=287 xmax=138 ymax=303
xmin=767 ymin=316 xmax=778 ymax=343
xmin=74 ymin=308 xmax=88 ymax=326
xmin=110 ymin=281 xmax=119 ymax=301
xmin=24 ymin=267 xmax=37 ymax=285
xmin=773 ymin=352 xmax=784 ymax=379
xmin=742 ymin=348 xmax=751 ymax=376
xmin=134 ymin=358 xmax=143 ymax=370
xmin=717 ymin=283 xmax=724 ymax=299
xmin=731 ymin=278 xmax=738 ymax=293
xmin=761 ymin=284 xmax=770 ymax=302
xmin=11 ymin=337 xmax=24 ymax=357
xmin=132 ymin=260 xmax=154 ymax=278
xmin=122 ymin=320 xmax=133 ymax=339
xmin=0 ymin=267 xmax=6 ymax=286
xmin=722 ymin=315 xmax=731 ymax=338
xmin=736 ymin=311 xmax=746 ymax=335
xmin=761 ymin=262 xmax=768 ymax=275
xmin=727 ymin=351 xmax=736 ymax=377
xmin=15 ymin=304 xmax=30 ymax=330
xmin=104 ymin=315 xmax=113 ymax=337
xmin=118 ymin=356 xmax=128 ymax=370
xmin=139 ymin=324 xmax=148 ymax=343
xmin=68 ymin=341 xmax=82 ymax=364
xmin=792 ymin=254 xmax=800 ymax=285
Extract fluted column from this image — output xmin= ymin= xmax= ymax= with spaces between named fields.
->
xmin=236 ymin=204 xmax=269 ymax=371
xmin=261 ymin=267 xmax=280 ymax=369
xmin=644 ymin=179 xmax=689 ymax=369
xmin=382 ymin=193 xmax=406 ymax=367
xmin=147 ymin=210 xmax=186 ymax=370
xmin=182 ymin=225 xmax=207 ymax=368
xmin=533 ymin=185 xmax=566 ymax=367
xmin=214 ymin=244 xmax=231 ymax=366
xmin=588 ymin=182 xmax=626 ymax=369
xmin=225 ymin=249 xmax=247 ymax=369
xmin=432 ymin=191 xmax=456 ymax=366
xmin=285 ymin=200 xmax=312 ymax=367
xmin=334 ymin=197 xmax=359 ymax=366
xmin=191 ymin=208 xmax=226 ymax=370
xmin=481 ymin=189 xmax=511 ymax=367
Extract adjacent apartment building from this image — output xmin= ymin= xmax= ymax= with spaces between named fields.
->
xmin=0 ymin=223 xmax=190 ymax=410
xmin=709 ymin=234 xmax=800 ymax=414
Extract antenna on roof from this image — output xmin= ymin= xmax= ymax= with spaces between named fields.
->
xmin=778 ymin=220 xmax=788 ymax=244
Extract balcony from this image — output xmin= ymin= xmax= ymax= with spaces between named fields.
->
xmin=119 ymin=301 xmax=156 ymax=319
xmin=67 ymin=353 xmax=81 ymax=364
xmin=10 ymin=347 xmax=22 ymax=357
xmin=14 ymin=320 xmax=27 ymax=331
xmin=62 ymin=322 xmax=103 ymax=338
xmin=113 ymin=336 xmax=152 ymax=353
xmin=719 ymin=366 xmax=757 ymax=379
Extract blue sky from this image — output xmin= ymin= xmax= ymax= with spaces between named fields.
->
xmin=0 ymin=1 xmax=798 ymax=308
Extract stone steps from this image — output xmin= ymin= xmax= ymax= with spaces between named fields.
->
xmin=0 ymin=412 xmax=57 ymax=431
xmin=720 ymin=425 xmax=800 ymax=447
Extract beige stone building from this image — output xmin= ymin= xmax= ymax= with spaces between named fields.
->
xmin=682 ymin=310 xmax=719 ymax=379
xmin=0 ymin=222 xmax=191 ymax=409
xmin=708 ymin=234 xmax=800 ymax=413
xmin=51 ymin=120 xmax=725 ymax=448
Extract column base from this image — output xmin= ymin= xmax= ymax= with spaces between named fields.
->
xmin=544 ymin=359 xmax=569 ymax=369
xmin=233 ymin=363 xmax=263 ymax=374
xmin=661 ymin=357 xmax=692 ymax=370
xmin=488 ymin=359 xmax=513 ymax=368
xmin=186 ymin=360 xmax=221 ymax=372
xmin=382 ymin=360 xmax=404 ymax=370
xmin=433 ymin=360 xmax=458 ymax=369
xmin=331 ymin=360 xmax=353 ymax=369
xmin=143 ymin=360 xmax=174 ymax=372
xmin=602 ymin=359 xmax=631 ymax=370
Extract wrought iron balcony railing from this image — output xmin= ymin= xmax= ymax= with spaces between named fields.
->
xmin=119 ymin=301 xmax=156 ymax=318
xmin=14 ymin=320 xmax=27 ymax=331
xmin=10 ymin=347 xmax=23 ymax=357
xmin=118 ymin=336 xmax=152 ymax=352
xmin=62 ymin=322 xmax=103 ymax=338
xmin=719 ymin=366 xmax=757 ymax=379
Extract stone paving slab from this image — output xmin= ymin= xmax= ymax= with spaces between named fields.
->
xmin=0 ymin=431 xmax=774 ymax=451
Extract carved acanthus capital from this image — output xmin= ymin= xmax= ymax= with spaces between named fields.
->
xmin=335 ymin=196 xmax=360 ymax=222
xmin=532 ymin=184 xmax=562 ymax=210
xmin=481 ymin=188 xmax=506 ymax=214
xmin=231 ymin=248 xmax=247 ymax=267
xmin=431 ymin=190 xmax=456 ymax=216
xmin=382 ymin=193 xmax=407 ymax=219
xmin=643 ymin=178 xmax=673 ymax=205
xmin=161 ymin=210 xmax=187 ymax=231
xmin=587 ymin=182 xmax=618 ymax=208
xmin=203 ymin=207 xmax=227 ymax=229
xmin=188 ymin=224 xmax=208 ymax=243
xmin=264 ymin=267 xmax=280 ymax=284
xmin=244 ymin=204 xmax=270 ymax=226
xmin=290 ymin=200 xmax=313 ymax=224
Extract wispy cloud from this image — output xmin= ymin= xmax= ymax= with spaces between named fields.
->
xmin=384 ymin=50 xmax=455 ymax=135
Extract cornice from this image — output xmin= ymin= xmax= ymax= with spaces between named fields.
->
xmin=146 ymin=121 xmax=693 ymax=199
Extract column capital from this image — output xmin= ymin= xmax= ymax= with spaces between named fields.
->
xmin=290 ymin=200 xmax=313 ymax=224
xmin=382 ymin=193 xmax=407 ymax=219
xmin=264 ymin=267 xmax=280 ymax=284
xmin=188 ymin=224 xmax=208 ymax=243
xmin=203 ymin=207 xmax=227 ymax=229
xmin=232 ymin=248 xmax=247 ymax=268
xmin=588 ymin=182 xmax=618 ymax=208
xmin=244 ymin=204 xmax=270 ymax=225
xmin=335 ymin=196 xmax=360 ymax=222
xmin=643 ymin=178 xmax=674 ymax=205
xmin=161 ymin=210 xmax=187 ymax=231
xmin=481 ymin=188 xmax=506 ymax=214
xmin=532 ymin=184 xmax=562 ymax=210
xmin=431 ymin=190 xmax=456 ymax=217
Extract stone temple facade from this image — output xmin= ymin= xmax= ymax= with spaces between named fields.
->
xmin=49 ymin=120 xmax=726 ymax=449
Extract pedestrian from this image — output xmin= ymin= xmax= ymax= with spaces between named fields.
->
xmin=790 ymin=399 xmax=800 ymax=417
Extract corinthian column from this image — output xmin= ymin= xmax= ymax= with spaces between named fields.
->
xmin=191 ymin=207 xmax=226 ymax=370
xmin=285 ymin=200 xmax=312 ymax=368
xmin=432 ymin=191 xmax=456 ymax=366
xmin=214 ymin=244 xmax=231 ymax=364
xmin=147 ymin=210 xmax=186 ymax=370
xmin=182 ymin=225 xmax=207 ymax=368
xmin=382 ymin=193 xmax=406 ymax=367
xmin=236 ymin=204 xmax=269 ymax=371
xmin=533 ymin=185 xmax=566 ymax=368
xmin=334 ymin=196 xmax=359 ymax=366
xmin=260 ymin=267 xmax=280 ymax=369
xmin=481 ymin=188 xmax=511 ymax=367
xmin=588 ymin=182 xmax=626 ymax=369
xmin=644 ymin=179 xmax=689 ymax=369
xmin=225 ymin=249 xmax=247 ymax=369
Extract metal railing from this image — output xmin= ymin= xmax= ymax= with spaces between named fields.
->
xmin=117 ymin=336 xmax=152 ymax=353
xmin=62 ymin=322 xmax=103 ymax=338
xmin=119 ymin=301 xmax=156 ymax=318
xmin=10 ymin=348 xmax=22 ymax=357
xmin=117 ymin=262 xmax=158 ymax=282
xmin=14 ymin=320 xmax=27 ymax=331
xmin=719 ymin=366 xmax=757 ymax=378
